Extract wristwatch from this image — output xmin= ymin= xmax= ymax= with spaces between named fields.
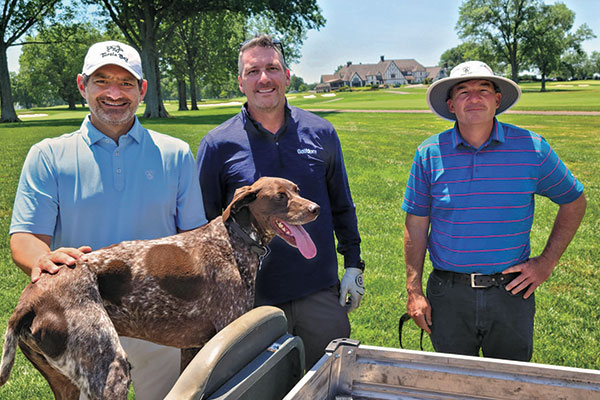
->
xmin=345 ymin=260 xmax=365 ymax=271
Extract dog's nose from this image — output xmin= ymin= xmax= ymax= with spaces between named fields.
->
xmin=308 ymin=203 xmax=320 ymax=216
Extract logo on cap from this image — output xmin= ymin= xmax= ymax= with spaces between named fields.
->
xmin=101 ymin=45 xmax=129 ymax=63
xmin=83 ymin=40 xmax=143 ymax=80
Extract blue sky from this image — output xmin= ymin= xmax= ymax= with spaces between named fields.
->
xmin=290 ymin=0 xmax=600 ymax=83
xmin=7 ymin=0 xmax=600 ymax=83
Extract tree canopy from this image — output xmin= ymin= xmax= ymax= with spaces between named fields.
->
xmin=523 ymin=2 xmax=595 ymax=91
xmin=456 ymin=0 xmax=539 ymax=82
xmin=439 ymin=40 xmax=498 ymax=71
xmin=18 ymin=22 xmax=106 ymax=109
xmin=164 ymin=11 xmax=245 ymax=110
xmin=0 ymin=0 xmax=62 ymax=122
xmin=453 ymin=0 xmax=596 ymax=84
xmin=90 ymin=0 xmax=325 ymax=118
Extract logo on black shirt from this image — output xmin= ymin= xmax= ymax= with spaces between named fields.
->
xmin=297 ymin=148 xmax=317 ymax=155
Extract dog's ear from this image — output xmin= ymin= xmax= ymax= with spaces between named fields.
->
xmin=222 ymin=185 xmax=258 ymax=222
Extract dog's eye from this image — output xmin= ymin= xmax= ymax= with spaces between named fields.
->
xmin=277 ymin=192 xmax=288 ymax=201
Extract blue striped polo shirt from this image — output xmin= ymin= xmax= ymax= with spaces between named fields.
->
xmin=401 ymin=119 xmax=584 ymax=274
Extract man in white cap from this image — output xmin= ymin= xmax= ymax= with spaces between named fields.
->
xmin=401 ymin=61 xmax=586 ymax=360
xmin=10 ymin=40 xmax=207 ymax=398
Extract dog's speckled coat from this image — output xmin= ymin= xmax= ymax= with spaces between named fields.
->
xmin=0 ymin=177 xmax=319 ymax=400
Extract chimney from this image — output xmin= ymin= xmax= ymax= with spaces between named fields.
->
xmin=380 ymin=55 xmax=385 ymax=62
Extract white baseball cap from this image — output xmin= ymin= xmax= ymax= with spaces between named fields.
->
xmin=82 ymin=40 xmax=143 ymax=80
xmin=426 ymin=61 xmax=521 ymax=121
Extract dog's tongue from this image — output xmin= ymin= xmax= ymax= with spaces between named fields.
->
xmin=284 ymin=222 xmax=317 ymax=259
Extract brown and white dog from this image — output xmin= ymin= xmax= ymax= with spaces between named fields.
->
xmin=0 ymin=177 xmax=319 ymax=400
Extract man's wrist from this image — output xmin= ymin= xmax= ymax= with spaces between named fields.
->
xmin=406 ymin=286 xmax=424 ymax=296
xmin=345 ymin=260 xmax=365 ymax=271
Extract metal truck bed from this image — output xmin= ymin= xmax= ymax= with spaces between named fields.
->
xmin=284 ymin=339 xmax=600 ymax=400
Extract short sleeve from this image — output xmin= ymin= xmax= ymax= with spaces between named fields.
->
xmin=10 ymin=144 xmax=59 ymax=236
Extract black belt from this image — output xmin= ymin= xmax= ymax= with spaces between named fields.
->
xmin=433 ymin=269 xmax=519 ymax=288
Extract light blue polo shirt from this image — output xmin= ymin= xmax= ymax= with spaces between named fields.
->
xmin=10 ymin=115 xmax=207 ymax=250
xmin=402 ymin=119 xmax=584 ymax=274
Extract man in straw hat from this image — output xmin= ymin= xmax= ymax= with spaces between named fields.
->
xmin=401 ymin=61 xmax=586 ymax=360
xmin=10 ymin=40 xmax=207 ymax=398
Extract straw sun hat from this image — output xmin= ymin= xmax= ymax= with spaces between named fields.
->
xmin=426 ymin=61 xmax=521 ymax=121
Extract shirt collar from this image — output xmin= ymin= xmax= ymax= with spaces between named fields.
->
xmin=451 ymin=118 xmax=505 ymax=149
xmin=80 ymin=115 xmax=144 ymax=146
xmin=241 ymin=102 xmax=291 ymax=137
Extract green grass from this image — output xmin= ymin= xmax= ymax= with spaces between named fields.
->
xmin=1 ymin=84 xmax=599 ymax=398
xmin=285 ymin=80 xmax=600 ymax=111
xmin=517 ymin=80 xmax=600 ymax=111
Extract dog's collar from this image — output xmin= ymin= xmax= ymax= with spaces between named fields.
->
xmin=226 ymin=217 xmax=270 ymax=258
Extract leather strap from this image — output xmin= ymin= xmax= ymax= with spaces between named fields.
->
xmin=434 ymin=269 xmax=519 ymax=288
xmin=226 ymin=218 xmax=269 ymax=258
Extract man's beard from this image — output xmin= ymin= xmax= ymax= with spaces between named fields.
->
xmin=90 ymin=97 xmax=138 ymax=126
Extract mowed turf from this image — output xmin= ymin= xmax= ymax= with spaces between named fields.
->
xmin=1 ymin=84 xmax=599 ymax=398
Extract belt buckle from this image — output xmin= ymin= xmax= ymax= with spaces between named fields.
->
xmin=470 ymin=273 xmax=487 ymax=288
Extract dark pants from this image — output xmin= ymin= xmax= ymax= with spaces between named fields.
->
xmin=427 ymin=269 xmax=535 ymax=361
xmin=258 ymin=284 xmax=350 ymax=369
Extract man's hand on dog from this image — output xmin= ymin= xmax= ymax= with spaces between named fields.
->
xmin=32 ymin=246 xmax=92 ymax=283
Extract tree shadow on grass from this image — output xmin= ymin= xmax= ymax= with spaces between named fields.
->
xmin=139 ymin=112 xmax=237 ymax=126
xmin=0 ymin=117 xmax=83 ymax=130
xmin=0 ymin=112 xmax=238 ymax=130
xmin=305 ymin=110 xmax=346 ymax=118
xmin=521 ymin=88 xmax=588 ymax=93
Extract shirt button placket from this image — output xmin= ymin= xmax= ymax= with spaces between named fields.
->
xmin=114 ymin=146 xmax=124 ymax=191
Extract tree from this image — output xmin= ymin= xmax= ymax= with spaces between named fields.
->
xmin=0 ymin=0 xmax=61 ymax=122
xmin=439 ymin=40 xmax=500 ymax=71
xmin=11 ymin=71 xmax=37 ymax=109
xmin=166 ymin=11 xmax=245 ymax=110
xmin=524 ymin=3 xmax=595 ymax=91
xmin=557 ymin=50 xmax=595 ymax=81
xmin=92 ymin=0 xmax=325 ymax=118
xmin=244 ymin=12 xmax=309 ymax=67
xmin=591 ymin=51 xmax=600 ymax=76
xmin=456 ymin=0 xmax=539 ymax=82
xmin=18 ymin=22 xmax=106 ymax=109
xmin=288 ymin=74 xmax=305 ymax=92
xmin=202 ymin=79 xmax=241 ymax=99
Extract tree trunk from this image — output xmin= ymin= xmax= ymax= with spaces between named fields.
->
xmin=0 ymin=43 xmax=20 ymax=122
xmin=509 ymin=41 xmax=519 ymax=83
xmin=178 ymin=79 xmax=188 ymax=111
xmin=140 ymin=16 xmax=169 ymax=118
xmin=541 ymin=74 xmax=546 ymax=93
xmin=510 ymin=57 xmax=520 ymax=83
xmin=189 ymin=69 xmax=198 ymax=110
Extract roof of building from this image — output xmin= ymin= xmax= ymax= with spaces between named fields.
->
xmin=425 ymin=66 xmax=442 ymax=77
xmin=389 ymin=58 xmax=426 ymax=72
xmin=336 ymin=63 xmax=384 ymax=81
xmin=331 ymin=57 xmax=428 ymax=83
